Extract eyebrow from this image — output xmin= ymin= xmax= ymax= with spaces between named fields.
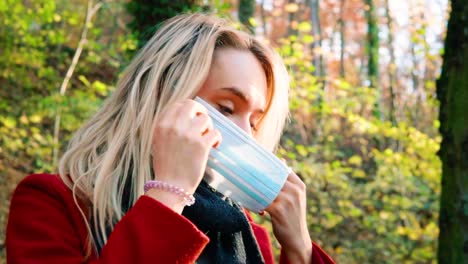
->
xmin=220 ymin=87 xmax=265 ymax=113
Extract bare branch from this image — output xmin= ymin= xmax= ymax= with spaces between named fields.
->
xmin=53 ymin=0 xmax=103 ymax=165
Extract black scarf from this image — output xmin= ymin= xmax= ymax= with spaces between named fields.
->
xmin=182 ymin=181 xmax=265 ymax=264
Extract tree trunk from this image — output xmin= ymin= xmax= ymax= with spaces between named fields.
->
xmin=260 ymin=0 xmax=267 ymax=37
xmin=436 ymin=0 xmax=468 ymax=263
xmin=239 ymin=0 xmax=256 ymax=34
xmin=287 ymin=0 xmax=297 ymax=37
xmin=410 ymin=35 xmax=421 ymax=126
xmin=306 ymin=0 xmax=325 ymax=142
xmin=365 ymin=0 xmax=378 ymax=88
xmin=339 ymin=0 xmax=345 ymax=78
xmin=126 ymin=0 xmax=196 ymax=48
xmin=308 ymin=0 xmax=324 ymax=78
xmin=385 ymin=0 xmax=396 ymax=125
xmin=365 ymin=0 xmax=381 ymax=120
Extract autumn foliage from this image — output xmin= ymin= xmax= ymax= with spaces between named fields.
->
xmin=0 ymin=0 xmax=448 ymax=263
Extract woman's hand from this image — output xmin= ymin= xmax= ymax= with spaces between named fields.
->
xmin=148 ymin=99 xmax=221 ymax=214
xmin=265 ymin=172 xmax=312 ymax=264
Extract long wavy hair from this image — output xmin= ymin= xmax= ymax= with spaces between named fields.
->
xmin=58 ymin=13 xmax=290 ymax=255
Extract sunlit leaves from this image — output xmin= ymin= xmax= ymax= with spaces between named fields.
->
xmin=276 ymin=30 xmax=440 ymax=263
xmin=0 ymin=1 xmax=444 ymax=263
xmin=0 ymin=117 xmax=17 ymax=129
xmin=0 ymin=0 xmax=132 ymax=176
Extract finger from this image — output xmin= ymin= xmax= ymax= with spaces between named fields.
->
xmin=287 ymin=171 xmax=305 ymax=185
xmin=158 ymin=101 xmax=184 ymax=124
xmin=192 ymin=113 xmax=213 ymax=135
xmin=264 ymin=187 xmax=285 ymax=214
xmin=168 ymin=100 xmax=208 ymax=132
xmin=264 ymin=197 xmax=289 ymax=226
xmin=265 ymin=180 xmax=296 ymax=213
xmin=283 ymin=175 xmax=306 ymax=201
xmin=177 ymin=99 xmax=208 ymax=120
xmin=203 ymin=128 xmax=222 ymax=148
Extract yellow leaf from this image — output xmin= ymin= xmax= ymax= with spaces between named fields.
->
xmin=2 ymin=117 xmax=16 ymax=128
xmin=409 ymin=232 xmax=419 ymax=241
xmin=379 ymin=211 xmax=390 ymax=220
xmin=335 ymin=247 xmax=343 ymax=254
xmin=19 ymin=129 xmax=27 ymax=137
xmin=303 ymin=35 xmax=314 ymax=44
xmin=33 ymin=133 xmax=44 ymax=142
xmin=30 ymin=115 xmax=42 ymax=123
xmin=348 ymin=155 xmax=362 ymax=166
xmin=352 ymin=170 xmax=366 ymax=178
xmin=248 ymin=17 xmax=258 ymax=27
xmin=298 ymin=22 xmax=312 ymax=32
xmin=397 ymin=226 xmax=406 ymax=235
xmin=20 ymin=115 xmax=29 ymax=124
xmin=384 ymin=148 xmax=393 ymax=156
xmin=54 ymin=14 xmax=61 ymax=22
xmin=285 ymin=3 xmax=299 ymax=13
xmin=272 ymin=9 xmax=282 ymax=17
xmin=290 ymin=21 xmax=298 ymax=29
xmin=78 ymin=75 xmax=90 ymax=87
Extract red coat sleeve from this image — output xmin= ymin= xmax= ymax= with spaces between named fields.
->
xmin=279 ymin=242 xmax=336 ymax=264
xmin=6 ymin=174 xmax=209 ymax=263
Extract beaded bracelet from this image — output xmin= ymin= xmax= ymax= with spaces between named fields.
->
xmin=144 ymin=180 xmax=196 ymax=206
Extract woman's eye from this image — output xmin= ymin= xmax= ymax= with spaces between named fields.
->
xmin=218 ymin=104 xmax=233 ymax=115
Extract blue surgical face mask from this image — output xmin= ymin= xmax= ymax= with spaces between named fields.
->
xmin=195 ymin=97 xmax=291 ymax=213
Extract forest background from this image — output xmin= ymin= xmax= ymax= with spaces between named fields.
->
xmin=0 ymin=0 xmax=460 ymax=263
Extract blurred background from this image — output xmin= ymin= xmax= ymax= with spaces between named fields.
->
xmin=0 ymin=0 xmax=456 ymax=263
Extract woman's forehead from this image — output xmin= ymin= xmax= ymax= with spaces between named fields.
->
xmin=209 ymin=48 xmax=268 ymax=105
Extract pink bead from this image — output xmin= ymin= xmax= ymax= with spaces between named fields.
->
xmin=144 ymin=180 xmax=195 ymax=206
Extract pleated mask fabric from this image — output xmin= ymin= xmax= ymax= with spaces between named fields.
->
xmin=195 ymin=97 xmax=291 ymax=213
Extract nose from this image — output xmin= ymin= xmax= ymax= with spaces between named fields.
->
xmin=231 ymin=116 xmax=252 ymax=137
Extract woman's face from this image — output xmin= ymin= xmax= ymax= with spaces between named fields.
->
xmin=197 ymin=48 xmax=268 ymax=137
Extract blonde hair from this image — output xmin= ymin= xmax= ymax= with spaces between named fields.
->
xmin=58 ymin=13 xmax=290 ymax=255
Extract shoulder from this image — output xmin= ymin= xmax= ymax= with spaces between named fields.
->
xmin=9 ymin=173 xmax=89 ymax=233
xmin=17 ymin=173 xmax=64 ymax=186
xmin=11 ymin=173 xmax=78 ymax=211
xmin=14 ymin=173 xmax=70 ymax=196
xmin=7 ymin=174 xmax=92 ymax=262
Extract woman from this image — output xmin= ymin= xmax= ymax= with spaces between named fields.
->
xmin=6 ymin=14 xmax=335 ymax=264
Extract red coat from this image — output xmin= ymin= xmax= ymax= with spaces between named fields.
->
xmin=6 ymin=173 xmax=335 ymax=263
